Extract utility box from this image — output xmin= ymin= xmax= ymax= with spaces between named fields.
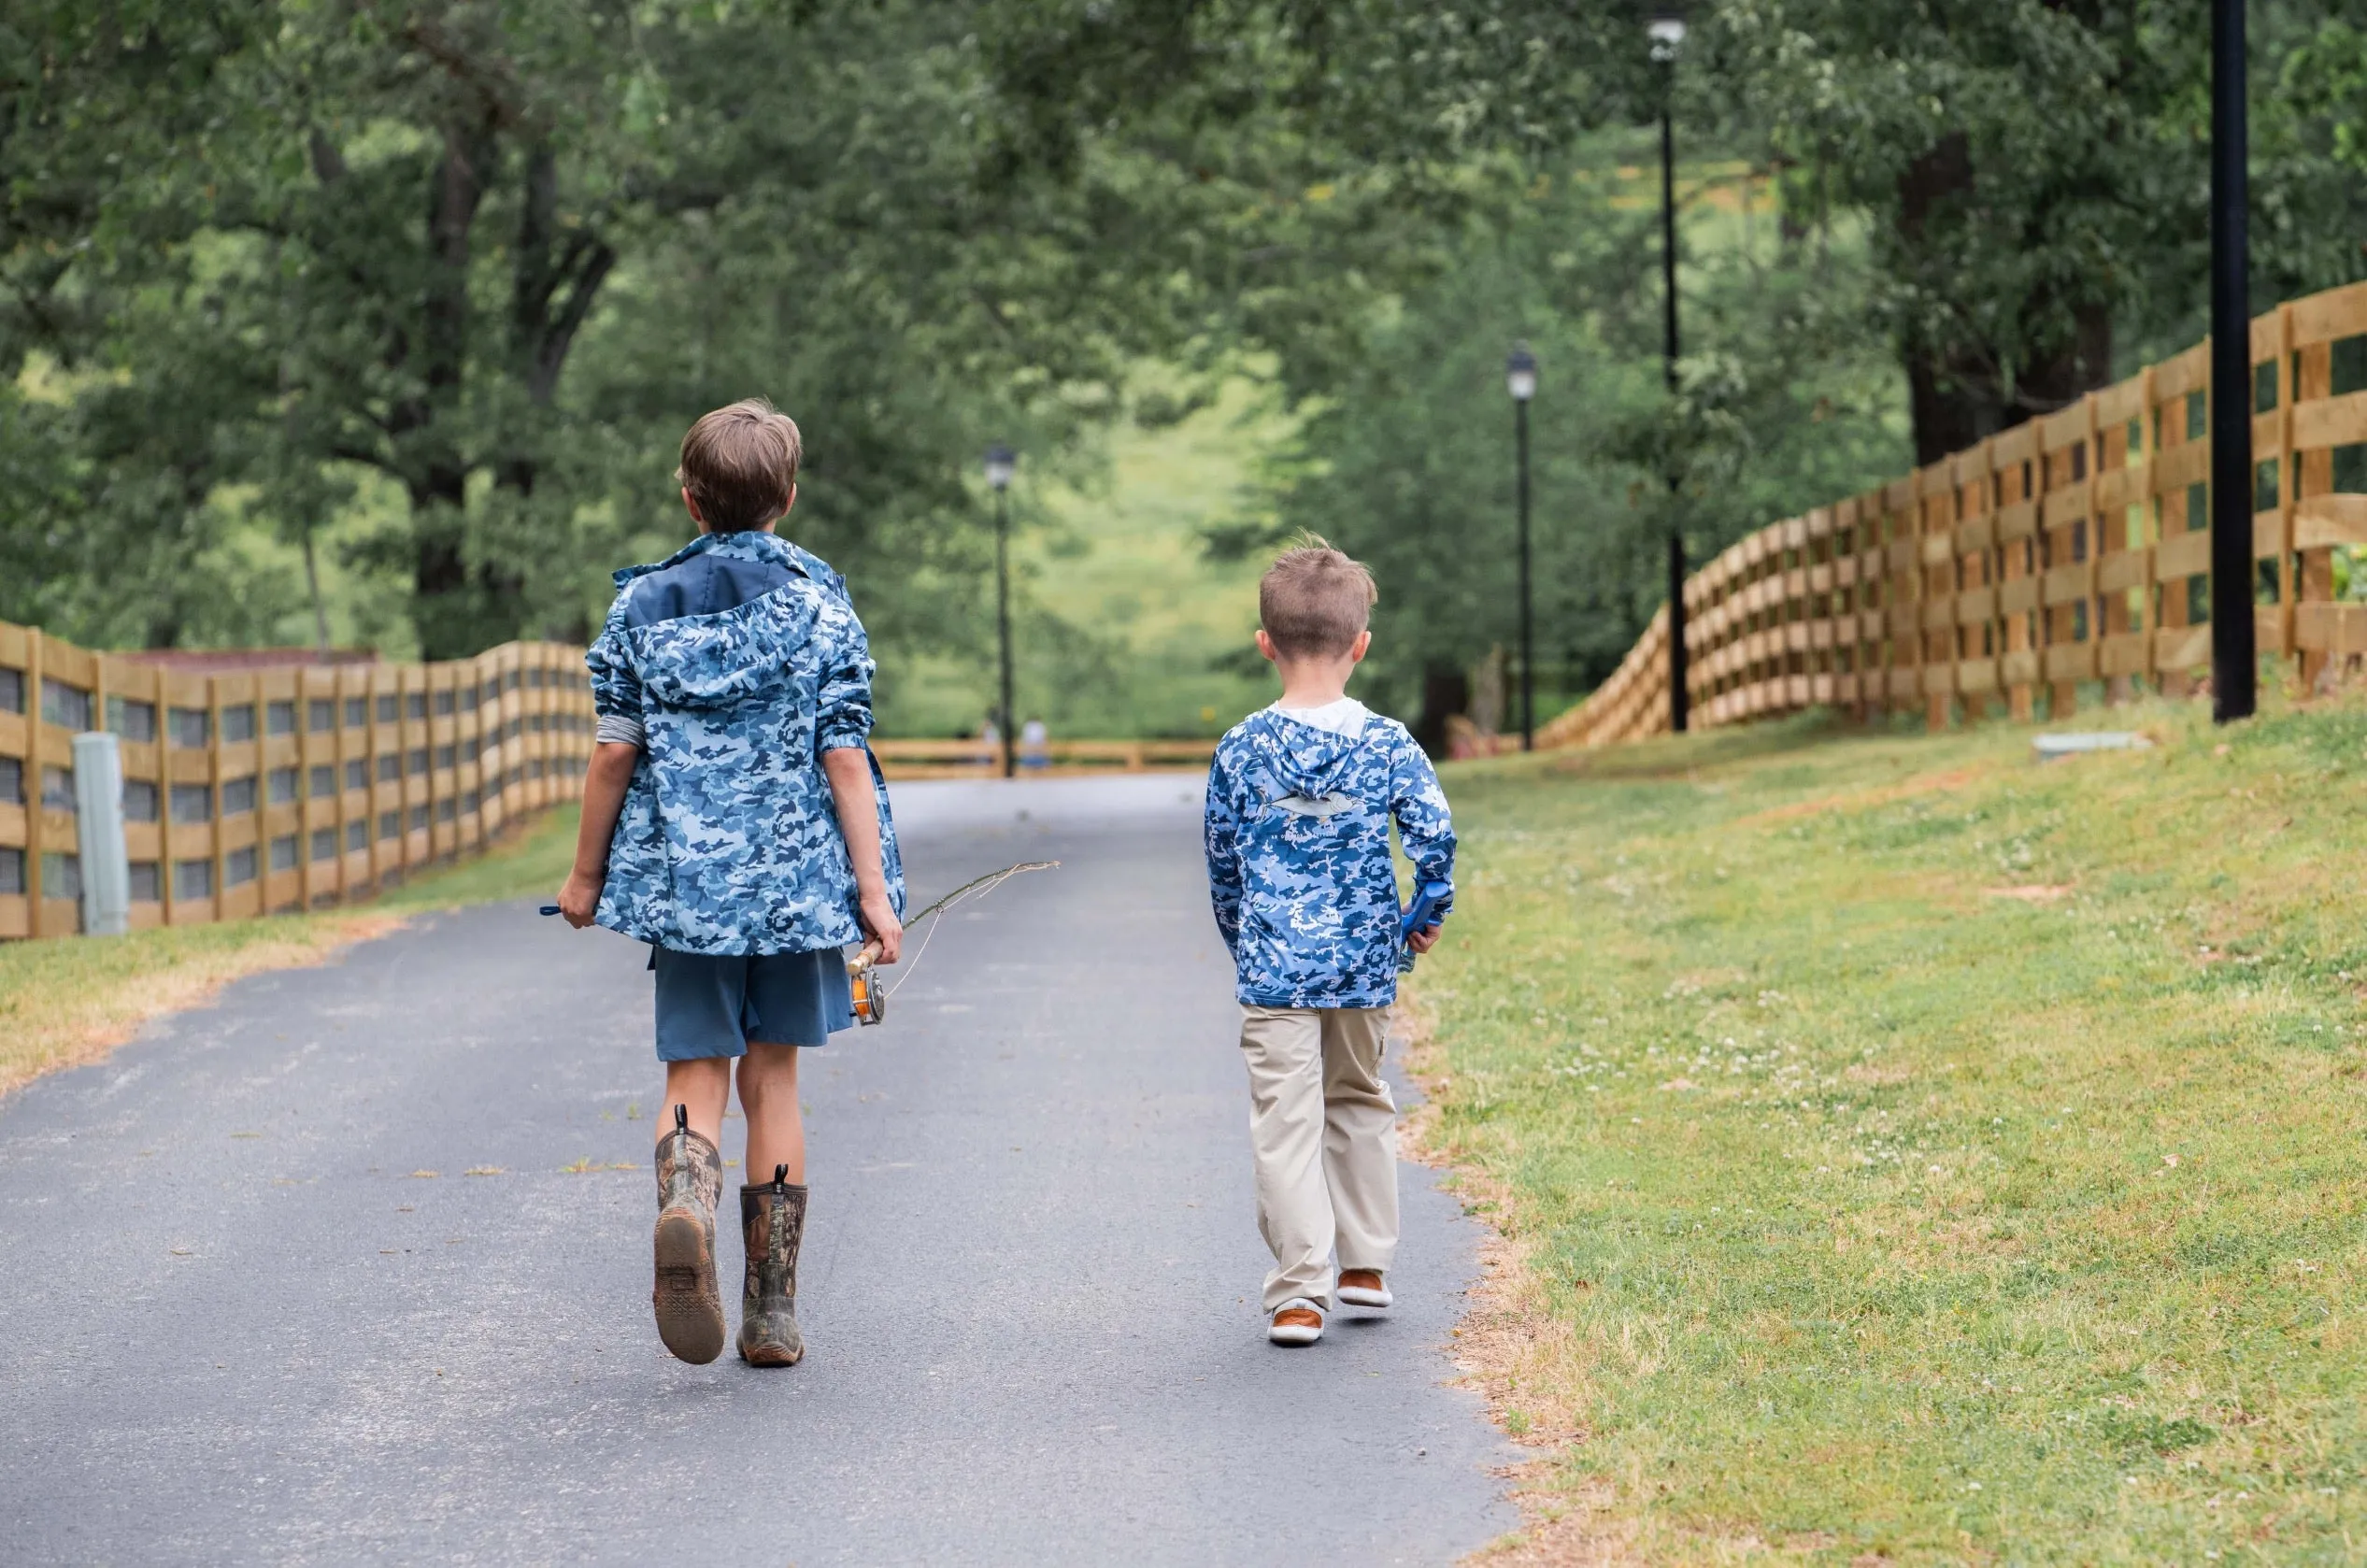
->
xmin=70 ymin=732 xmax=132 ymax=937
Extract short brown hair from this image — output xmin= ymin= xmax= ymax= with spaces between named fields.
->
xmin=677 ymin=398 xmax=802 ymax=532
xmin=1259 ymin=534 xmax=1377 ymax=659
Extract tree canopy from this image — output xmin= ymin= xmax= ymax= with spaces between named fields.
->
xmin=7 ymin=0 xmax=2364 ymax=730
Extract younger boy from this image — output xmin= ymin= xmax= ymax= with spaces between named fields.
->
xmin=556 ymin=398 xmax=905 ymax=1368
xmin=1204 ymin=538 xmax=1455 ymax=1346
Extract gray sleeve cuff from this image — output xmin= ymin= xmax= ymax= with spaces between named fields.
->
xmin=594 ymin=713 xmax=646 ymax=748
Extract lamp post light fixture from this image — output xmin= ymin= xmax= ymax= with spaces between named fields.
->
xmin=1651 ymin=6 xmax=1690 ymax=735
xmin=1506 ymin=342 xmax=1538 ymax=750
xmin=984 ymin=443 xmax=1018 ymax=777
xmin=2208 ymin=0 xmax=2255 ymax=722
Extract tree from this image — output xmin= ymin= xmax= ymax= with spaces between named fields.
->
xmin=2 ymin=1 xmax=1208 ymax=658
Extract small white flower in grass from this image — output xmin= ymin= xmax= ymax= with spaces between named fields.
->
xmin=1965 ymin=1480 xmax=1982 ymax=1491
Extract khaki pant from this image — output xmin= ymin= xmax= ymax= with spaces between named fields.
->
xmin=1237 ymin=1005 xmax=1399 ymax=1312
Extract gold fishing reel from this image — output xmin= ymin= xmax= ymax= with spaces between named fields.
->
xmin=841 ymin=862 xmax=1059 ymax=1030
xmin=848 ymin=939 xmax=887 ymax=1026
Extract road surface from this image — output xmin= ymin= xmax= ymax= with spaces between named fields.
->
xmin=0 ymin=775 xmax=1513 ymax=1565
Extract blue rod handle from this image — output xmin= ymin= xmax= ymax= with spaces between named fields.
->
xmin=1400 ymin=878 xmax=1451 ymax=938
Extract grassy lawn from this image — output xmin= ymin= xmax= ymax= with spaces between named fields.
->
xmin=1418 ymin=697 xmax=2365 ymax=1564
xmin=0 ymin=805 xmax=578 ymax=1096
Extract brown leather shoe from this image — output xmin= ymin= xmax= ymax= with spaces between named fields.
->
xmin=1268 ymin=1299 xmax=1324 ymax=1346
xmin=1338 ymin=1269 xmax=1391 ymax=1308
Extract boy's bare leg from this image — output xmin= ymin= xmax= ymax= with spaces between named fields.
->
xmin=656 ymin=1056 xmax=733 ymax=1152
xmin=735 ymin=1044 xmax=805 ymax=1183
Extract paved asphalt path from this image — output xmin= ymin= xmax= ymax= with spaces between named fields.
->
xmin=0 ymin=775 xmax=1514 ymax=1566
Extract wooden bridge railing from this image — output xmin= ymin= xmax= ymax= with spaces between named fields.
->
xmin=1543 ymin=279 xmax=2367 ymax=748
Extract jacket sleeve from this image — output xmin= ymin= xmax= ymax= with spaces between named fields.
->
xmin=1389 ymin=730 xmax=1456 ymax=921
xmin=584 ymin=597 xmax=643 ymax=738
xmin=1204 ymin=747 xmax=1245 ymax=954
xmin=815 ymin=605 xmax=877 ymax=753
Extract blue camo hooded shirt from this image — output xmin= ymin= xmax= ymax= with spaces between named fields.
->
xmin=1204 ymin=704 xmax=1455 ymax=1009
xmin=585 ymin=529 xmax=905 ymax=956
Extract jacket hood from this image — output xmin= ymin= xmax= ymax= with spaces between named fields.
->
xmin=1248 ymin=706 xmax=1381 ymax=800
xmin=620 ymin=533 xmax=821 ymax=710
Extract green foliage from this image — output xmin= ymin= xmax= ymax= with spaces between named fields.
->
xmin=1245 ymin=141 xmax=1908 ymax=717
xmin=3 ymin=1 xmax=1200 ymax=660
xmin=13 ymin=0 xmax=2367 ymax=731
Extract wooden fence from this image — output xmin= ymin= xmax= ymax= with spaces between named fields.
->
xmin=0 ymin=615 xmax=1221 ymax=940
xmin=0 ymin=623 xmax=592 ymax=939
xmin=870 ymin=737 xmax=1217 ymax=779
xmin=1543 ymin=279 xmax=2367 ymax=749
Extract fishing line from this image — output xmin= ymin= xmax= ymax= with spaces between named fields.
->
xmin=878 ymin=860 xmax=1059 ymax=1000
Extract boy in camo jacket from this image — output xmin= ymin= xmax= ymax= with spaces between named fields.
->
xmin=1203 ymin=537 xmax=1455 ymax=1347
xmin=556 ymin=399 xmax=905 ymax=1369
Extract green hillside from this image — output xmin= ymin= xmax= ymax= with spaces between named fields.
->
xmin=875 ymin=378 xmax=1295 ymax=740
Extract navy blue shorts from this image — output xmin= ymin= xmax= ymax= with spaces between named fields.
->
xmin=651 ymin=946 xmax=854 ymax=1062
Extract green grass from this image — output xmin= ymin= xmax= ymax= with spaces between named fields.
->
xmin=0 ymin=805 xmax=579 ymax=1094
xmin=1421 ymin=698 xmax=2367 ymax=1563
xmin=374 ymin=802 xmax=581 ymax=912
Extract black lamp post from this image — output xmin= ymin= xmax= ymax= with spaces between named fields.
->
xmin=984 ymin=443 xmax=1018 ymax=777
xmin=1651 ymin=7 xmax=1690 ymax=734
xmin=2209 ymin=0 xmax=2255 ymax=722
xmin=1506 ymin=342 xmax=1538 ymax=749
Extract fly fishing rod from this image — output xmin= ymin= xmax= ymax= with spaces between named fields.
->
xmin=846 ymin=860 xmax=1059 ymax=1024
xmin=538 ymin=857 xmax=1057 ymax=1026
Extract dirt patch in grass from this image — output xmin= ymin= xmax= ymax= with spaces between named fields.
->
xmin=1732 ymin=767 xmax=1982 ymax=827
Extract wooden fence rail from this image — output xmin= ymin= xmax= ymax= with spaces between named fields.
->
xmin=0 ymin=617 xmax=1219 ymax=940
xmin=1542 ymin=279 xmax=2367 ymax=749
xmin=870 ymin=737 xmax=1217 ymax=778
xmin=0 ymin=624 xmax=593 ymax=939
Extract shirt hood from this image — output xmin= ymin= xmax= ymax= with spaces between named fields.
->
xmin=1247 ymin=706 xmax=1381 ymax=800
xmin=617 ymin=532 xmax=822 ymax=710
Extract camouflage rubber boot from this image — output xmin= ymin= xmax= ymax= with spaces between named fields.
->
xmin=735 ymin=1164 xmax=808 ymax=1367
xmin=651 ymin=1105 xmax=727 ymax=1365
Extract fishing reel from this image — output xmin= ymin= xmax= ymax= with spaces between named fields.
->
xmin=848 ymin=940 xmax=887 ymax=1026
xmin=841 ymin=862 xmax=1058 ymax=1028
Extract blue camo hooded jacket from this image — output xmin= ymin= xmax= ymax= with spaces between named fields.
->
xmin=585 ymin=530 xmax=905 ymax=956
xmin=1204 ymin=706 xmax=1455 ymax=1008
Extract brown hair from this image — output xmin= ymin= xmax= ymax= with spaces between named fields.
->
xmin=1259 ymin=534 xmax=1377 ymax=659
xmin=677 ymin=398 xmax=803 ymax=532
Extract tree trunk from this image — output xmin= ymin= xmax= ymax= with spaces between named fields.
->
xmin=2015 ymin=297 xmax=2114 ymax=418
xmin=1895 ymin=131 xmax=2009 ymax=465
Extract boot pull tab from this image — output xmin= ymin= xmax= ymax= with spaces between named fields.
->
xmin=773 ymin=1163 xmax=789 ymax=1195
xmin=674 ymin=1104 xmax=689 ymax=1136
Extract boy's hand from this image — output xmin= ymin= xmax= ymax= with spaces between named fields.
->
xmin=859 ymin=890 xmax=904 ymax=964
xmin=556 ymin=870 xmax=603 ymax=929
xmin=1406 ymin=923 xmax=1442 ymax=955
